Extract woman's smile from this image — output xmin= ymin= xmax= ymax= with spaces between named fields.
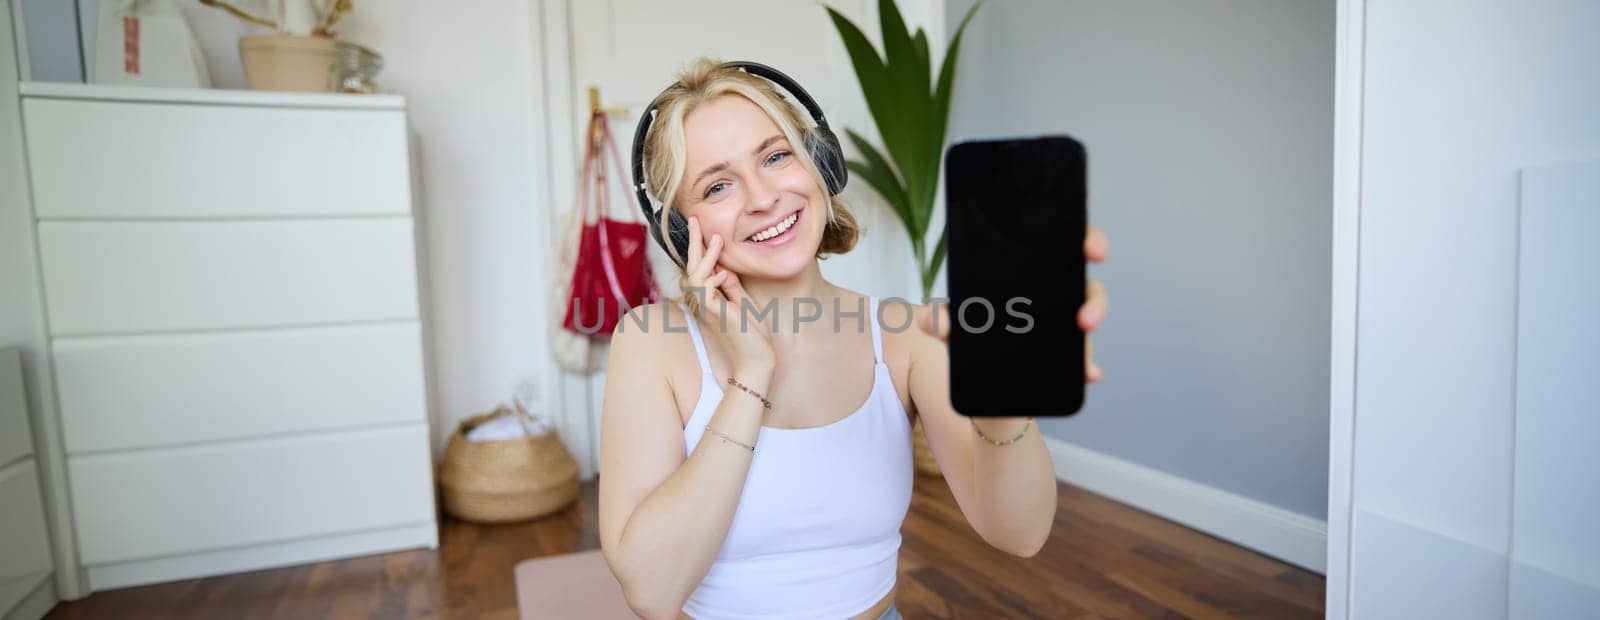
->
xmin=744 ymin=208 xmax=802 ymax=246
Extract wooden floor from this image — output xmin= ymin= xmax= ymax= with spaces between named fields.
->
xmin=46 ymin=474 xmax=1324 ymax=619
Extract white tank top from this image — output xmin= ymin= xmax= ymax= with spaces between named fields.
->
xmin=678 ymin=297 xmax=914 ymax=620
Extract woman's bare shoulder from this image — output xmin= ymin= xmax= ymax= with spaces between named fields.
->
xmin=878 ymin=300 xmax=943 ymax=360
xmin=613 ymin=300 xmax=693 ymax=343
xmin=611 ymin=301 xmax=700 ymax=378
xmin=624 ymin=299 xmax=730 ymax=342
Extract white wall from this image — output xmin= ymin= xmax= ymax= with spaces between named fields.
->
xmin=1344 ymin=0 xmax=1600 ymax=616
xmin=335 ymin=3 xmax=554 ymax=457
xmin=946 ymin=0 xmax=1335 ymax=523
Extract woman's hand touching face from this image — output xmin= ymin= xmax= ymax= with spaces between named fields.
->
xmin=683 ymin=215 xmax=777 ymax=373
xmin=919 ymin=225 xmax=1110 ymax=383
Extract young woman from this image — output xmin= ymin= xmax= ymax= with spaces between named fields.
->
xmin=598 ymin=58 xmax=1110 ymax=620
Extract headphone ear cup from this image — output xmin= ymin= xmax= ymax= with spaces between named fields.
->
xmin=807 ymin=127 xmax=849 ymax=196
xmin=666 ymin=210 xmax=692 ymax=267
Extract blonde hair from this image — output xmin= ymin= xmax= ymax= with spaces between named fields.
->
xmin=641 ymin=57 xmax=861 ymax=283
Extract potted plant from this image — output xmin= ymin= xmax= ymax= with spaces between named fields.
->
xmin=827 ymin=1 xmax=981 ymax=476
xmin=198 ymin=0 xmax=354 ymax=92
xmin=825 ymin=0 xmax=982 ymax=300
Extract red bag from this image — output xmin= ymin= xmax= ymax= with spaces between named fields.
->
xmin=563 ymin=112 xmax=658 ymax=337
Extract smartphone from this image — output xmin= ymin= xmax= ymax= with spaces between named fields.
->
xmin=943 ymin=136 xmax=1088 ymax=417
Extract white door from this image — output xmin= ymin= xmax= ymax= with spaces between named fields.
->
xmin=1327 ymin=0 xmax=1600 ymax=617
xmin=546 ymin=0 xmax=941 ymax=475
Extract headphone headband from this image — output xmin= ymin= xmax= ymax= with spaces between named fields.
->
xmin=630 ymin=61 xmax=846 ymax=267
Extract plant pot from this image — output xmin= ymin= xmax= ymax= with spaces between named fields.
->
xmin=238 ymin=34 xmax=338 ymax=92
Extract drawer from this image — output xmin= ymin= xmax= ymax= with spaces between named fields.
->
xmin=0 ymin=460 xmax=54 ymax=587
xmin=54 ymin=322 xmax=428 ymax=453
xmin=0 ymin=349 xmax=32 ymax=466
xmin=69 ymin=424 xmax=435 ymax=565
xmin=23 ymin=98 xmax=410 ymax=219
xmin=39 ymin=218 xmax=420 ymax=335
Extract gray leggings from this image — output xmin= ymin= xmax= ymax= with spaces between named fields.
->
xmin=875 ymin=602 xmax=902 ymax=620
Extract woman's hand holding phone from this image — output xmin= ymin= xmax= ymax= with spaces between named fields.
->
xmin=921 ymin=224 xmax=1111 ymax=384
xmin=685 ymin=216 xmax=777 ymax=375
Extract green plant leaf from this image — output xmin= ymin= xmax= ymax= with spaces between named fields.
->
xmin=912 ymin=29 xmax=930 ymax=79
xmin=876 ymin=0 xmax=932 ymax=229
xmin=847 ymin=160 xmax=913 ymax=232
xmin=932 ymin=2 xmax=982 ymax=156
xmin=843 ymin=129 xmax=914 ymax=232
xmin=911 ymin=28 xmax=934 ymax=238
xmin=825 ymin=7 xmax=908 ymax=183
xmin=923 ymin=2 xmax=982 ymax=236
xmin=877 ymin=0 xmax=928 ymax=116
xmin=828 ymin=1 xmax=979 ymax=298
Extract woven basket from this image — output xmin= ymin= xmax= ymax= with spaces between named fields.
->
xmin=912 ymin=417 xmax=942 ymax=476
xmin=438 ymin=402 xmax=579 ymax=523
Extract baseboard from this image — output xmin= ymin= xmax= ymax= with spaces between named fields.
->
xmin=2 ymin=575 xmax=55 ymax=620
xmin=1045 ymin=437 xmax=1327 ymax=574
xmin=86 ymin=521 xmax=438 ymax=592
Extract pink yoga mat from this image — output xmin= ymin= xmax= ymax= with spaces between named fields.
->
xmin=514 ymin=549 xmax=638 ymax=619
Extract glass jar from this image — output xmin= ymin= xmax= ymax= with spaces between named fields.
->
xmin=328 ymin=41 xmax=383 ymax=94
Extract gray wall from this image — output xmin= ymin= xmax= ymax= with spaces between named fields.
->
xmin=946 ymin=0 xmax=1334 ymax=520
xmin=18 ymin=0 xmax=82 ymax=82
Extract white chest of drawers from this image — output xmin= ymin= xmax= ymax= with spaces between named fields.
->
xmin=18 ymin=83 xmax=438 ymax=592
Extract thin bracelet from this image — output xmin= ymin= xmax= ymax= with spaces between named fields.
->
xmin=971 ymin=417 xmax=1034 ymax=446
xmin=705 ymin=424 xmax=756 ymax=453
xmin=726 ymin=376 xmax=773 ymax=410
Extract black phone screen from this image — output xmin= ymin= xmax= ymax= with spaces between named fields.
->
xmin=943 ymin=136 xmax=1088 ymax=417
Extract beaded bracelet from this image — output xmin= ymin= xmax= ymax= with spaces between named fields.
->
xmin=971 ymin=417 xmax=1034 ymax=446
xmin=726 ymin=376 xmax=772 ymax=410
xmin=705 ymin=424 xmax=756 ymax=453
